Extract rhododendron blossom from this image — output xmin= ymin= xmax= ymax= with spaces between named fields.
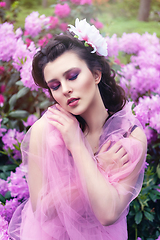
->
xmin=0 ymin=215 xmax=9 ymax=240
xmin=0 ymin=66 xmax=5 ymax=75
xmin=90 ymin=19 xmax=103 ymax=29
xmin=48 ymin=16 xmax=59 ymax=29
xmin=80 ymin=0 xmax=92 ymax=4
xmin=55 ymin=3 xmax=71 ymax=18
xmin=0 ymin=23 xmax=17 ymax=62
xmin=106 ymin=34 xmax=119 ymax=58
xmin=25 ymin=12 xmax=50 ymax=38
xmin=23 ymin=114 xmax=38 ymax=127
xmin=59 ymin=22 xmax=68 ymax=31
xmin=0 ymin=1 xmax=6 ymax=7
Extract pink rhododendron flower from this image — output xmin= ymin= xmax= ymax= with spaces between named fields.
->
xmin=12 ymin=38 xmax=29 ymax=71
xmin=2 ymin=129 xmax=18 ymax=150
xmin=0 ymin=94 xmax=4 ymax=107
xmin=20 ymin=58 xmax=39 ymax=91
xmin=70 ymin=0 xmax=81 ymax=4
xmin=0 ymin=66 xmax=5 ymax=75
xmin=106 ymin=34 xmax=119 ymax=58
xmin=0 ymin=1 xmax=6 ymax=7
xmin=68 ymin=18 xmax=108 ymax=56
xmin=134 ymin=95 xmax=160 ymax=136
xmin=59 ymin=22 xmax=68 ymax=31
xmin=0 ymin=23 xmax=17 ymax=62
xmin=80 ymin=0 xmax=92 ymax=4
xmin=38 ymin=33 xmax=53 ymax=47
xmin=119 ymin=32 xmax=143 ymax=54
xmin=48 ymin=16 xmax=58 ymax=29
xmin=0 ymin=85 xmax=5 ymax=92
xmin=25 ymin=38 xmax=32 ymax=47
xmin=15 ymin=28 xmax=23 ymax=39
xmin=55 ymin=3 xmax=71 ymax=18
xmin=1 ymin=198 xmax=20 ymax=222
xmin=23 ymin=114 xmax=38 ymax=127
xmin=0 ymin=179 xmax=8 ymax=196
xmin=25 ymin=12 xmax=50 ymax=38
xmin=131 ymin=49 xmax=160 ymax=70
xmin=8 ymin=165 xmax=29 ymax=201
xmin=0 ymin=215 xmax=9 ymax=240
xmin=90 ymin=19 xmax=103 ymax=29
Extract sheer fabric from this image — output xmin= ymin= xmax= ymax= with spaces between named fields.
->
xmin=8 ymin=103 xmax=146 ymax=240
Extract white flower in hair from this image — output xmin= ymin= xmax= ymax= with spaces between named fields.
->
xmin=68 ymin=18 xmax=108 ymax=57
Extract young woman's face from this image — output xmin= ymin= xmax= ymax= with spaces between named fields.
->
xmin=44 ymin=51 xmax=101 ymax=116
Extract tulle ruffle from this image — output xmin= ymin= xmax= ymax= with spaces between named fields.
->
xmin=8 ymin=103 xmax=146 ymax=240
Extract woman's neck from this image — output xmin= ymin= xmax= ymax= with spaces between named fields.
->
xmin=81 ymin=89 xmax=108 ymax=135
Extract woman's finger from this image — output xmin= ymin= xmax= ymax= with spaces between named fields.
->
xmin=47 ymin=111 xmax=67 ymax=125
xmin=109 ymin=141 xmax=122 ymax=153
xmin=56 ymin=104 xmax=75 ymax=119
xmin=116 ymin=146 xmax=127 ymax=159
xmin=99 ymin=140 xmax=111 ymax=153
xmin=48 ymin=108 xmax=70 ymax=123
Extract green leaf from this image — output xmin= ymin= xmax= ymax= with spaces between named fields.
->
xmin=7 ymin=72 xmax=20 ymax=87
xmin=2 ymin=164 xmax=17 ymax=172
xmin=144 ymin=210 xmax=154 ymax=222
xmin=8 ymin=110 xmax=29 ymax=119
xmin=133 ymin=200 xmax=140 ymax=212
xmin=0 ymin=194 xmax=6 ymax=204
xmin=9 ymin=93 xmax=17 ymax=109
xmin=1 ymin=118 xmax=9 ymax=125
xmin=156 ymin=164 xmax=160 ymax=179
xmin=0 ymin=172 xmax=7 ymax=180
xmin=5 ymin=191 xmax=11 ymax=200
xmin=16 ymin=80 xmax=24 ymax=86
xmin=135 ymin=211 xmax=143 ymax=224
xmin=16 ymin=87 xmax=29 ymax=99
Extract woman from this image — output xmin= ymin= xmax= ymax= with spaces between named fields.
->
xmin=9 ymin=19 xmax=147 ymax=240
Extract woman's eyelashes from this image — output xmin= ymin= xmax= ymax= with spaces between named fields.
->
xmin=66 ymin=70 xmax=80 ymax=81
xmin=49 ymin=82 xmax=60 ymax=91
xmin=49 ymin=70 xmax=80 ymax=91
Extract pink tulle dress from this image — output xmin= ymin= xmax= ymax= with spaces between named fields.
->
xmin=8 ymin=103 xmax=146 ymax=240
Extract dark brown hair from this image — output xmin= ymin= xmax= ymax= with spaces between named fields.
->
xmin=32 ymin=33 xmax=126 ymax=131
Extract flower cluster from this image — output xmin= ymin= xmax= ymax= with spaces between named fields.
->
xmin=0 ymin=23 xmax=18 ymax=62
xmin=113 ymin=33 xmax=160 ymax=102
xmin=134 ymin=95 xmax=160 ymax=141
xmin=8 ymin=165 xmax=29 ymax=201
xmin=68 ymin=18 xmax=108 ymax=56
xmin=0 ymin=215 xmax=9 ymax=240
xmin=2 ymin=128 xmax=25 ymax=160
xmin=0 ymin=165 xmax=29 ymax=222
xmin=55 ymin=3 xmax=71 ymax=18
xmin=25 ymin=12 xmax=50 ymax=38
xmin=0 ymin=1 xmax=6 ymax=8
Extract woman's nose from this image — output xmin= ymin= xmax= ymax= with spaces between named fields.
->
xmin=61 ymin=82 xmax=73 ymax=95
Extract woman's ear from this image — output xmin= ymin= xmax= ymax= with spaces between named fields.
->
xmin=93 ymin=70 xmax=102 ymax=84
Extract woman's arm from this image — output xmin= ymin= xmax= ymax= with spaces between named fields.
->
xmin=47 ymin=105 xmax=147 ymax=226
xmin=71 ymin=127 xmax=147 ymax=225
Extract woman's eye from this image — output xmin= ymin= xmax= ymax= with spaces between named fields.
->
xmin=67 ymin=72 xmax=80 ymax=81
xmin=49 ymin=83 xmax=60 ymax=91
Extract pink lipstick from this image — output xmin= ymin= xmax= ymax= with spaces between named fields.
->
xmin=67 ymin=98 xmax=80 ymax=107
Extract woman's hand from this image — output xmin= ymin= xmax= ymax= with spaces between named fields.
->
xmin=97 ymin=140 xmax=130 ymax=173
xmin=47 ymin=104 xmax=82 ymax=151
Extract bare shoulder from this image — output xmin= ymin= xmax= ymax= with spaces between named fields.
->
xmin=31 ymin=115 xmax=46 ymax=134
xmin=130 ymin=126 xmax=147 ymax=148
xmin=29 ymin=115 xmax=47 ymax=153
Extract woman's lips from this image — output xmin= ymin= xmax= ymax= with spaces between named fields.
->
xmin=67 ymin=98 xmax=80 ymax=106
